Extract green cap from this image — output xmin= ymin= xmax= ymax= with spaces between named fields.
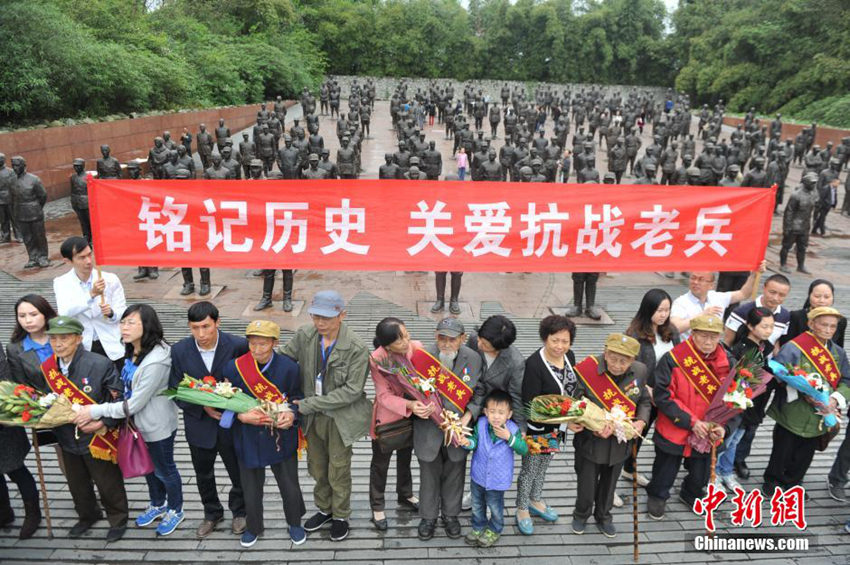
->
xmin=46 ymin=316 xmax=84 ymax=335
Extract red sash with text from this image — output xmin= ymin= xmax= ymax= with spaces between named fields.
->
xmin=410 ymin=349 xmax=473 ymax=412
xmin=670 ymin=339 xmax=723 ymax=404
xmin=792 ymin=331 xmax=841 ymax=388
xmin=234 ymin=353 xmax=286 ymax=403
xmin=574 ymin=355 xmax=636 ymax=417
xmin=41 ymin=355 xmax=119 ymax=463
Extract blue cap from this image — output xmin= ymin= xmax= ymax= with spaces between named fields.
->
xmin=308 ymin=290 xmax=345 ymax=317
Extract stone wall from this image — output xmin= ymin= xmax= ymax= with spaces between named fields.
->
xmin=722 ymin=116 xmax=848 ymax=151
xmin=327 ymin=75 xmax=670 ymax=102
xmin=0 ymin=104 xmax=266 ymax=201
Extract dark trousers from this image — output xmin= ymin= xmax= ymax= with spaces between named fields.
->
xmin=62 ymin=450 xmax=129 ymax=527
xmin=239 ymin=456 xmax=305 ymax=535
xmin=0 ymin=465 xmax=39 ymax=505
xmin=74 ymin=206 xmax=92 ymax=243
xmin=812 ymin=203 xmax=829 ymax=235
xmin=763 ymin=424 xmax=817 ymax=492
xmin=470 ymin=480 xmax=504 ymax=534
xmin=19 ymin=219 xmax=48 ymax=262
xmin=189 ymin=429 xmax=246 ymax=521
xmin=645 ymin=446 xmax=710 ymax=506
xmin=734 ymin=421 xmax=759 ymax=465
xmin=368 ymin=439 xmax=413 ymax=512
xmin=418 ymin=448 xmax=466 ymax=520
xmin=573 ymin=453 xmax=623 ymax=525
xmin=144 ymin=432 xmax=183 ymax=512
xmin=0 ymin=203 xmax=17 ymax=240
xmin=779 ymin=232 xmax=808 ymax=268
xmin=828 ymin=422 xmax=850 ymax=487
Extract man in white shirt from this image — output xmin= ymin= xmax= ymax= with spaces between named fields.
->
xmin=670 ymin=261 xmax=765 ymax=340
xmin=53 ymin=236 xmax=126 ymax=367
xmin=723 ymin=273 xmax=792 ymax=347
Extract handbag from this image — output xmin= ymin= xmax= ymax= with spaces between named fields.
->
xmin=375 ymin=417 xmax=413 ymax=454
xmin=816 ymin=422 xmax=841 ymax=452
xmin=117 ymin=400 xmax=154 ymax=478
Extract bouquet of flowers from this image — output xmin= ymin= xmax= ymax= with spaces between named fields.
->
xmin=524 ymin=430 xmax=560 ymax=454
xmin=768 ymin=359 xmax=837 ymax=430
xmin=526 ymin=394 xmax=641 ymax=443
xmin=162 ymin=374 xmax=290 ymax=414
xmin=0 ymin=381 xmax=78 ymax=428
xmin=688 ymin=348 xmax=772 ymax=454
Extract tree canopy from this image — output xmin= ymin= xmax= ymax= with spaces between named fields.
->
xmin=2 ymin=0 xmax=849 ymax=127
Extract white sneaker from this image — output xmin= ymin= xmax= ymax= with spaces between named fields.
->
xmin=621 ymin=470 xmax=650 ymax=487
xmin=720 ymin=473 xmax=743 ymax=492
xmin=613 ymin=492 xmax=624 ymax=508
xmin=461 ymin=492 xmax=472 ymax=511
xmin=709 ymin=479 xmax=726 ymax=494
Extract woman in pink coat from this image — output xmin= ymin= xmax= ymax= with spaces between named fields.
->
xmin=368 ymin=317 xmax=431 ymax=530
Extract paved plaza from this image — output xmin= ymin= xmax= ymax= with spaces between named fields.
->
xmin=0 ymin=101 xmax=849 ymax=564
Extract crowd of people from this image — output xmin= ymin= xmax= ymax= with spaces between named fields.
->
xmin=0 ymin=234 xmax=848 ymax=549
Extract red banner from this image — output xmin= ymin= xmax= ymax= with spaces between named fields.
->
xmin=88 ymin=178 xmax=774 ymax=272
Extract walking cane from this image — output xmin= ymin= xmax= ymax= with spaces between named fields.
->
xmin=708 ymin=432 xmax=717 ymax=540
xmin=632 ymin=439 xmax=639 ymax=562
xmin=96 ymin=265 xmax=108 ymax=319
xmin=30 ymin=429 xmax=53 ymax=539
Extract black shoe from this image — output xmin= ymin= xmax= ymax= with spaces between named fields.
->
xmin=24 ymin=260 xmax=37 ymax=269
xmin=106 ymin=525 xmax=127 ymax=543
xmin=418 ymin=518 xmax=436 ymax=541
xmin=0 ymin=506 xmax=14 ymax=528
xmin=198 ymin=283 xmax=211 ymax=296
xmin=303 ymin=511 xmax=332 ymax=532
xmin=68 ymin=519 xmax=98 ymax=538
xmin=179 ymin=283 xmax=195 ymax=296
xmin=19 ymin=500 xmax=41 ymax=540
xmin=430 ymin=300 xmax=445 ymax=313
xmin=397 ymin=496 xmax=419 ymax=512
xmin=371 ymin=513 xmax=388 ymax=531
xmin=132 ymin=269 xmax=150 ymax=281
xmin=734 ymin=461 xmax=750 ymax=480
xmin=449 ymin=300 xmax=461 ymax=315
xmin=253 ymin=296 xmax=272 ymax=311
xmin=444 ymin=516 xmax=461 ymax=539
xmin=148 ymin=269 xmax=159 ymax=280
xmin=36 ymin=257 xmax=50 ymax=268
xmin=571 ymin=517 xmax=586 ymax=534
xmin=282 ymin=297 xmax=293 ymax=312
xmin=330 ymin=519 xmax=349 ymax=541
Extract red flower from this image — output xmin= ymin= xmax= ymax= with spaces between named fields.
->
xmin=744 ymin=387 xmax=753 ymax=399
xmin=188 ymin=382 xmax=196 ymax=389
xmin=728 ymin=383 xmax=737 ymax=393
xmin=794 ymin=369 xmax=807 ymax=377
xmin=808 ymin=379 xmax=818 ymax=388
xmin=578 ymin=401 xmax=587 ymax=411
xmin=726 ymin=402 xmax=734 ymax=408
xmin=202 ymin=376 xmax=216 ymax=386
xmin=21 ymin=409 xmax=32 ymax=423
xmin=739 ymin=368 xmax=753 ymax=378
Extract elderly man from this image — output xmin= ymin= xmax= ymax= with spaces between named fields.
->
xmin=416 ymin=318 xmax=483 ymax=541
xmin=768 ymin=307 xmax=850 ymax=496
xmin=569 ymin=334 xmax=650 ymax=537
xmin=19 ymin=316 xmax=128 ymax=541
xmin=670 ymin=261 xmax=765 ymax=340
xmin=646 ymin=315 xmax=735 ymax=520
xmin=279 ymin=291 xmax=371 ymax=542
xmin=221 ymin=320 xmax=306 ymax=547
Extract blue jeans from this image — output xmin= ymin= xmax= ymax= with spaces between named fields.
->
xmin=458 ymin=167 xmax=466 ymax=181
xmin=716 ymin=427 xmax=745 ymax=477
xmin=470 ymin=480 xmax=505 ymax=534
xmin=145 ymin=431 xmax=183 ymax=512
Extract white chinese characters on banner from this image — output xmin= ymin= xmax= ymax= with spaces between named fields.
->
xmin=576 ymin=204 xmax=624 ymax=257
xmin=630 ymin=205 xmax=680 ymax=257
xmin=138 ymin=196 xmax=191 ymax=252
xmin=261 ymin=203 xmax=308 ymax=253
xmin=684 ymin=205 xmax=733 ymax=257
xmin=321 ymin=198 xmax=370 ymax=255
xmin=463 ymin=202 xmax=512 ymax=257
xmin=407 ymin=200 xmax=454 ymax=256
xmin=200 ymin=199 xmax=253 ymax=252
xmin=520 ymin=203 xmax=570 ymax=257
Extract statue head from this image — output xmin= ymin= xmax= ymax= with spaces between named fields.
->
xmin=293 ymin=119 xmax=299 ymax=126
xmin=262 ymin=124 xmax=269 ymax=134
xmin=727 ymin=164 xmax=740 ymax=178
xmin=199 ymin=123 xmax=207 ymax=132
xmin=73 ymin=158 xmax=85 ymax=174
xmin=530 ymin=158 xmax=542 ymax=172
xmin=221 ymin=147 xmax=232 ymax=159
xmin=408 ymin=165 xmax=420 ymax=177
xmin=488 ymin=148 xmax=496 ymax=161
xmin=644 ymin=162 xmax=657 ymax=179
xmin=169 ymin=150 xmax=178 ymax=164
xmin=683 ymin=154 xmax=693 ymax=166
xmin=399 ymin=140 xmax=407 ymax=151
xmin=261 ymin=103 xmax=266 ymax=110
xmin=154 ymin=137 xmax=164 ymax=148
xmin=163 ymin=130 xmax=171 ymax=141
xmin=308 ymin=154 xmax=319 ymax=169
xmin=429 ymin=140 xmax=435 ymax=150
xmin=211 ymin=154 xmax=222 ymax=167
xmin=341 ymin=136 xmax=350 ymax=148
xmin=177 ymin=144 xmax=187 ymax=157
xmin=0 ymin=153 xmax=5 ymax=168
xmin=242 ymin=132 xmax=249 ymax=141
xmin=603 ymin=172 xmax=616 ymax=184
xmin=519 ymin=166 xmax=533 ymax=182
xmin=802 ymin=172 xmax=818 ymax=188
xmin=617 ymin=136 xmax=625 ymax=146
xmin=283 ymin=134 xmax=292 ymax=147
xmin=583 ymin=142 xmax=593 ymax=153
xmin=218 ymin=118 xmax=225 ymax=127
xmin=249 ymin=159 xmax=263 ymax=178
xmin=409 ymin=156 xmax=420 ymax=168
xmin=100 ymin=145 xmax=111 ymax=158
xmin=385 ymin=153 xmax=393 ymax=165
xmin=126 ymin=160 xmax=141 ymax=179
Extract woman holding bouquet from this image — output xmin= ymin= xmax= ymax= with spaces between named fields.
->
xmin=715 ymin=307 xmax=775 ymax=492
xmin=74 ymin=304 xmax=183 ymax=537
xmin=3 ymin=294 xmax=58 ymax=539
xmin=515 ymin=315 xmax=577 ymax=535
xmin=765 ymin=307 xmax=850 ymax=495
xmin=368 ymin=318 xmax=421 ymax=532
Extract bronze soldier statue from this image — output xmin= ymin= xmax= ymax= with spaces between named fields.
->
xmin=379 ymin=153 xmax=401 ymax=180
xmin=0 ymin=153 xmax=21 ymax=243
xmin=196 ymin=123 xmax=214 ymax=169
xmin=239 ymin=132 xmax=256 ymax=178
xmin=779 ymin=172 xmax=819 ymax=274
xmin=11 ymin=156 xmax=49 ymax=268
xmin=301 ymin=154 xmax=328 ymax=179
xmin=96 ymin=145 xmax=122 ymax=179
xmin=215 ymin=118 xmax=230 ymax=154
xmin=69 ymin=158 xmax=91 ymax=243
xmin=337 ymin=136 xmax=357 ymax=179
xmin=148 ymin=136 xmax=170 ymax=179
xmin=318 ymin=149 xmax=338 ymax=179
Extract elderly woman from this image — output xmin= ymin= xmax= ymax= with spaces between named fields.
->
xmin=515 ymin=315 xmax=577 ymax=535
xmin=367 ymin=317 xmax=422 ymax=531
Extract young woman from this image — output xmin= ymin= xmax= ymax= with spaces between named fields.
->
xmin=515 ymin=315 xmax=577 ymax=535
xmin=457 ymin=147 xmax=469 ymax=181
xmin=367 ymin=318 xmax=420 ymax=531
xmin=622 ymin=289 xmax=680 ymax=486
xmin=782 ymin=279 xmax=846 ymax=348
xmin=715 ymin=307 xmax=775 ymax=491
xmin=74 ymin=304 xmax=182 ymax=537
xmin=1 ymin=295 xmax=55 ymax=539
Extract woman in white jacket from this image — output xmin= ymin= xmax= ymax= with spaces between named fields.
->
xmin=74 ymin=304 xmax=182 ymax=536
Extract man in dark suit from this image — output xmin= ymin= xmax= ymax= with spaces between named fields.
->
xmin=169 ymin=302 xmax=249 ymax=539
xmin=416 ymin=318 xmax=483 ymax=541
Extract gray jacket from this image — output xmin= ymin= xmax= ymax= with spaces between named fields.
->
xmin=413 ymin=344 xmax=483 ymax=463
xmin=91 ymin=343 xmax=177 ymax=443
xmin=466 ymin=335 xmax=527 ymax=429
